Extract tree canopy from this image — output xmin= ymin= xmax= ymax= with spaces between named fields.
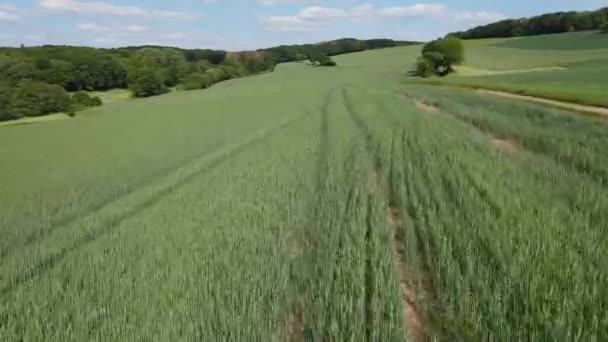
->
xmin=415 ymin=37 xmax=464 ymax=77
xmin=451 ymin=7 xmax=608 ymax=39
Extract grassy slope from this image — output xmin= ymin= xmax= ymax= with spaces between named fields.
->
xmin=1 ymin=44 xmax=607 ymax=340
xmin=407 ymin=31 xmax=608 ymax=106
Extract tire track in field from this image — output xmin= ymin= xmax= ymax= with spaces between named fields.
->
xmin=1 ymin=142 xmax=226 ymax=260
xmin=342 ymin=88 xmax=380 ymax=170
xmin=315 ymin=90 xmax=332 ymax=191
xmin=0 ymin=112 xmax=308 ymax=296
xmin=343 ymin=87 xmax=424 ymax=341
xmin=363 ymin=192 xmax=375 ymax=342
xmin=286 ymin=90 xmax=332 ymax=342
xmin=342 ymin=88 xmax=377 ymax=339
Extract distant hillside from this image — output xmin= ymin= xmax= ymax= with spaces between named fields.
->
xmin=451 ymin=7 xmax=608 ymax=39
xmin=1 ymin=37 xmax=414 ymax=121
xmin=261 ymin=38 xmax=420 ymax=64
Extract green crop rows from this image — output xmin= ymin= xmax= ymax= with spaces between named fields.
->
xmin=1 ymin=42 xmax=607 ymax=340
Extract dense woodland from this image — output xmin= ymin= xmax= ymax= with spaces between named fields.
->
xmin=451 ymin=7 xmax=608 ymax=39
xmin=0 ymin=38 xmax=412 ymax=121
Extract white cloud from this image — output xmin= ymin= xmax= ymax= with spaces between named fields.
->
xmin=258 ymin=15 xmax=320 ymax=32
xmin=348 ymin=4 xmax=380 ymax=23
xmin=260 ymin=3 xmax=454 ymax=32
xmin=454 ymin=11 xmax=506 ymax=24
xmin=79 ymin=23 xmax=148 ymax=34
xmin=127 ymin=24 xmax=148 ymax=33
xmin=39 ymin=0 xmax=198 ymax=20
xmin=298 ymin=6 xmax=347 ymax=20
xmin=78 ymin=23 xmax=110 ymax=32
xmin=160 ymin=32 xmax=191 ymax=40
xmin=92 ymin=31 xmax=225 ymax=48
xmin=92 ymin=36 xmax=121 ymax=45
xmin=0 ymin=6 xmax=21 ymax=22
xmin=378 ymin=4 xmax=445 ymax=17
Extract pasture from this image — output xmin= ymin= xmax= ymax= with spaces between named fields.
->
xmin=1 ymin=41 xmax=607 ymax=341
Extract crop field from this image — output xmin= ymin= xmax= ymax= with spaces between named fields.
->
xmin=409 ymin=31 xmax=608 ymax=106
xmin=1 ymin=41 xmax=607 ymax=341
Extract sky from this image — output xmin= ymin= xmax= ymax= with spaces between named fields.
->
xmin=0 ymin=0 xmax=605 ymax=50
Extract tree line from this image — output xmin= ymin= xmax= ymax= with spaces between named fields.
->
xmin=451 ymin=7 xmax=608 ymax=39
xmin=261 ymin=38 xmax=419 ymax=64
xmin=0 ymin=45 xmax=276 ymax=121
xmin=0 ymin=38 xmax=416 ymax=121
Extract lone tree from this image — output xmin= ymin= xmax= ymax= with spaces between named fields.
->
xmin=415 ymin=37 xmax=464 ymax=77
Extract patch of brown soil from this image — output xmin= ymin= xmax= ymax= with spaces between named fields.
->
xmin=288 ymin=300 xmax=303 ymax=342
xmin=394 ymin=92 xmax=439 ymax=113
xmin=413 ymin=99 xmax=439 ymax=113
xmin=477 ymin=89 xmax=608 ymax=117
xmin=488 ymin=134 xmax=518 ymax=154
xmin=368 ymin=164 xmax=424 ymax=341
xmin=388 ymin=206 xmax=424 ymax=342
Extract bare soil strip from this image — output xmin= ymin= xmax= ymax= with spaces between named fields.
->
xmin=394 ymin=92 xmax=439 ymax=114
xmin=487 ymin=133 xmax=518 ymax=154
xmin=370 ymin=165 xmax=424 ymax=342
xmin=413 ymin=99 xmax=439 ymax=114
xmin=387 ymin=206 xmax=424 ymax=342
xmin=477 ymin=89 xmax=608 ymax=117
xmin=287 ymin=301 xmax=303 ymax=342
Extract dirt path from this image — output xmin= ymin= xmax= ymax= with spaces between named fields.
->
xmin=387 ymin=206 xmax=424 ymax=342
xmin=369 ymin=165 xmax=424 ymax=342
xmin=394 ymin=92 xmax=439 ymax=114
xmin=477 ymin=89 xmax=608 ymax=117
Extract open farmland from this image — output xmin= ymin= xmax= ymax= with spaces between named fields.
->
xmin=409 ymin=31 xmax=608 ymax=106
xmin=1 ymin=41 xmax=608 ymax=341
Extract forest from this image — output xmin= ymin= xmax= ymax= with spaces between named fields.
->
xmin=0 ymin=38 xmax=412 ymax=121
xmin=451 ymin=7 xmax=608 ymax=39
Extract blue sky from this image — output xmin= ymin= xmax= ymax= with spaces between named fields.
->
xmin=0 ymin=0 xmax=605 ymax=50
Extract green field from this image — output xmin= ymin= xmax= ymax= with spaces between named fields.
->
xmin=1 ymin=42 xmax=607 ymax=341
xmin=409 ymin=31 xmax=608 ymax=106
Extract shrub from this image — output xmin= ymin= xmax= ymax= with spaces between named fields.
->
xmin=318 ymin=57 xmax=337 ymax=67
xmin=309 ymin=53 xmax=337 ymax=67
xmin=205 ymin=68 xmax=229 ymax=83
xmin=65 ymin=108 xmax=76 ymax=117
xmin=0 ymin=84 xmax=20 ymax=121
xmin=9 ymin=80 xmax=70 ymax=117
xmin=129 ymin=69 xmax=168 ymax=98
xmin=178 ymin=73 xmax=214 ymax=91
xmin=423 ymin=51 xmax=451 ymax=76
xmin=415 ymin=57 xmax=434 ymax=77
xmin=219 ymin=65 xmax=245 ymax=79
xmin=601 ymin=23 xmax=608 ymax=33
xmin=70 ymin=91 xmax=102 ymax=111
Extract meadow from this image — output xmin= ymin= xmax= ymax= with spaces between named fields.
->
xmin=1 ymin=38 xmax=607 ymax=340
xmin=409 ymin=31 xmax=608 ymax=106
